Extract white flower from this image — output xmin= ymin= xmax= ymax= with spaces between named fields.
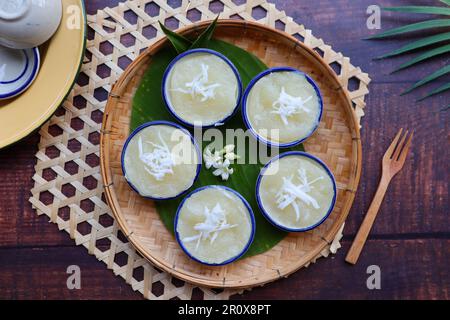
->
xmin=223 ymin=144 xmax=240 ymax=161
xmin=223 ymin=144 xmax=235 ymax=154
xmin=213 ymin=159 xmax=234 ymax=181
xmin=203 ymin=147 xmax=222 ymax=169
xmin=203 ymin=144 xmax=238 ymax=180
xmin=224 ymin=152 xmax=239 ymax=161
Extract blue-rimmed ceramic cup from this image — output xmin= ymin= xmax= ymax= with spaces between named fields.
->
xmin=162 ymin=48 xmax=242 ymax=128
xmin=256 ymin=151 xmax=336 ymax=232
xmin=0 ymin=46 xmax=40 ymax=100
xmin=174 ymin=185 xmax=256 ymax=266
xmin=121 ymin=120 xmax=201 ymax=201
xmin=242 ymin=67 xmax=323 ymax=148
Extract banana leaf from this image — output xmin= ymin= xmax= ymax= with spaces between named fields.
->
xmin=130 ymin=39 xmax=307 ymax=257
xmin=191 ymin=16 xmax=219 ymax=48
xmin=158 ymin=22 xmax=192 ymax=54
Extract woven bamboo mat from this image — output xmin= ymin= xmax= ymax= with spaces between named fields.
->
xmin=29 ymin=0 xmax=370 ymax=300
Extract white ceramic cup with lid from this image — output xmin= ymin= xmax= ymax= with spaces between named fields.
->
xmin=0 ymin=0 xmax=62 ymax=49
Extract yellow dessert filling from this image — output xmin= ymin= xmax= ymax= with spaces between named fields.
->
xmin=166 ymin=52 xmax=239 ymax=126
xmin=123 ymin=124 xmax=199 ymax=198
xmin=176 ymin=187 xmax=253 ymax=264
xmin=259 ymin=155 xmax=334 ymax=230
xmin=246 ymin=71 xmax=321 ymax=144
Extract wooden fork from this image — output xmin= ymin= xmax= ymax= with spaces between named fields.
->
xmin=345 ymin=128 xmax=413 ymax=265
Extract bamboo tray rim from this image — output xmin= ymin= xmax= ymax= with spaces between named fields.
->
xmin=100 ymin=20 xmax=362 ymax=289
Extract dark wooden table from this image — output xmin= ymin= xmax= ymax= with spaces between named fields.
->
xmin=0 ymin=0 xmax=448 ymax=300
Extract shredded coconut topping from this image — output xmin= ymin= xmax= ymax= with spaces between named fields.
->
xmin=173 ymin=63 xmax=221 ymax=102
xmin=138 ymin=132 xmax=174 ymax=181
xmin=182 ymin=203 xmax=237 ymax=251
xmin=275 ymin=168 xmax=324 ymax=221
xmin=271 ymin=87 xmax=313 ymax=125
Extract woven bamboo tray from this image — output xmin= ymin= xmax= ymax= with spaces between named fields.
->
xmin=100 ymin=20 xmax=361 ymax=289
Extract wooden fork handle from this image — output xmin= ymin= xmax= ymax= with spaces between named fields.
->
xmin=345 ymin=175 xmax=391 ymax=265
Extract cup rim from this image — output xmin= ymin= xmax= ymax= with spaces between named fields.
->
xmin=161 ymin=48 xmax=243 ymax=128
xmin=241 ymin=67 xmax=323 ymax=148
xmin=121 ymin=120 xmax=202 ymax=201
xmin=255 ymin=151 xmax=337 ymax=232
xmin=0 ymin=47 xmax=40 ymax=100
xmin=174 ymin=185 xmax=256 ymax=266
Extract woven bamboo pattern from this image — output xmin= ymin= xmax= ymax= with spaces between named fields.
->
xmin=30 ymin=0 xmax=370 ymax=299
xmin=102 ymin=20 xmax=361 ymax=288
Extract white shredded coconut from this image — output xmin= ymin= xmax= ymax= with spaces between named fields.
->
xmin=275 ymin=168 xmax=324 ymax=221
xmin=172 ymin=63 xmax=221 ymax=102
xmin=138 ymin=132 xmax=174 ymax=181
xmin=271 ymin=87 xmax=313 ymax=125
xmin=182 ymin=203 xmax=237 ymax=250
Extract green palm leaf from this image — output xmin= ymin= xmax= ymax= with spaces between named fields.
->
xmin=375 ymin=32 xmax=450 ymax=59
xmin=365 ymin=19 xmax=450 ymax=39
xmin=417 ymin=82 xmax=450 ymax=101
xmin=402 ymin=65 xmax=450 ymax=95
xmin=383 ymin=6 xmax=450 ymax=15
xmin=391 ymin=44 xmax=450 ymax=73
xmin=367 ymin=1 xmax=450 ymax=106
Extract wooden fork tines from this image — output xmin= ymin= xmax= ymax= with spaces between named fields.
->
xmin=345 ymin=128 xmax=413 ymax=265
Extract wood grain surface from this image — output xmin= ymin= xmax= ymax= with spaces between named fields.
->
xmin=0 ymin=0 xmax=448 ymax=300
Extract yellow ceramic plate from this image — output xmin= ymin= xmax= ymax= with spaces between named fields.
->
xmin=0 ymin=0 xmax=86 ymax=149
